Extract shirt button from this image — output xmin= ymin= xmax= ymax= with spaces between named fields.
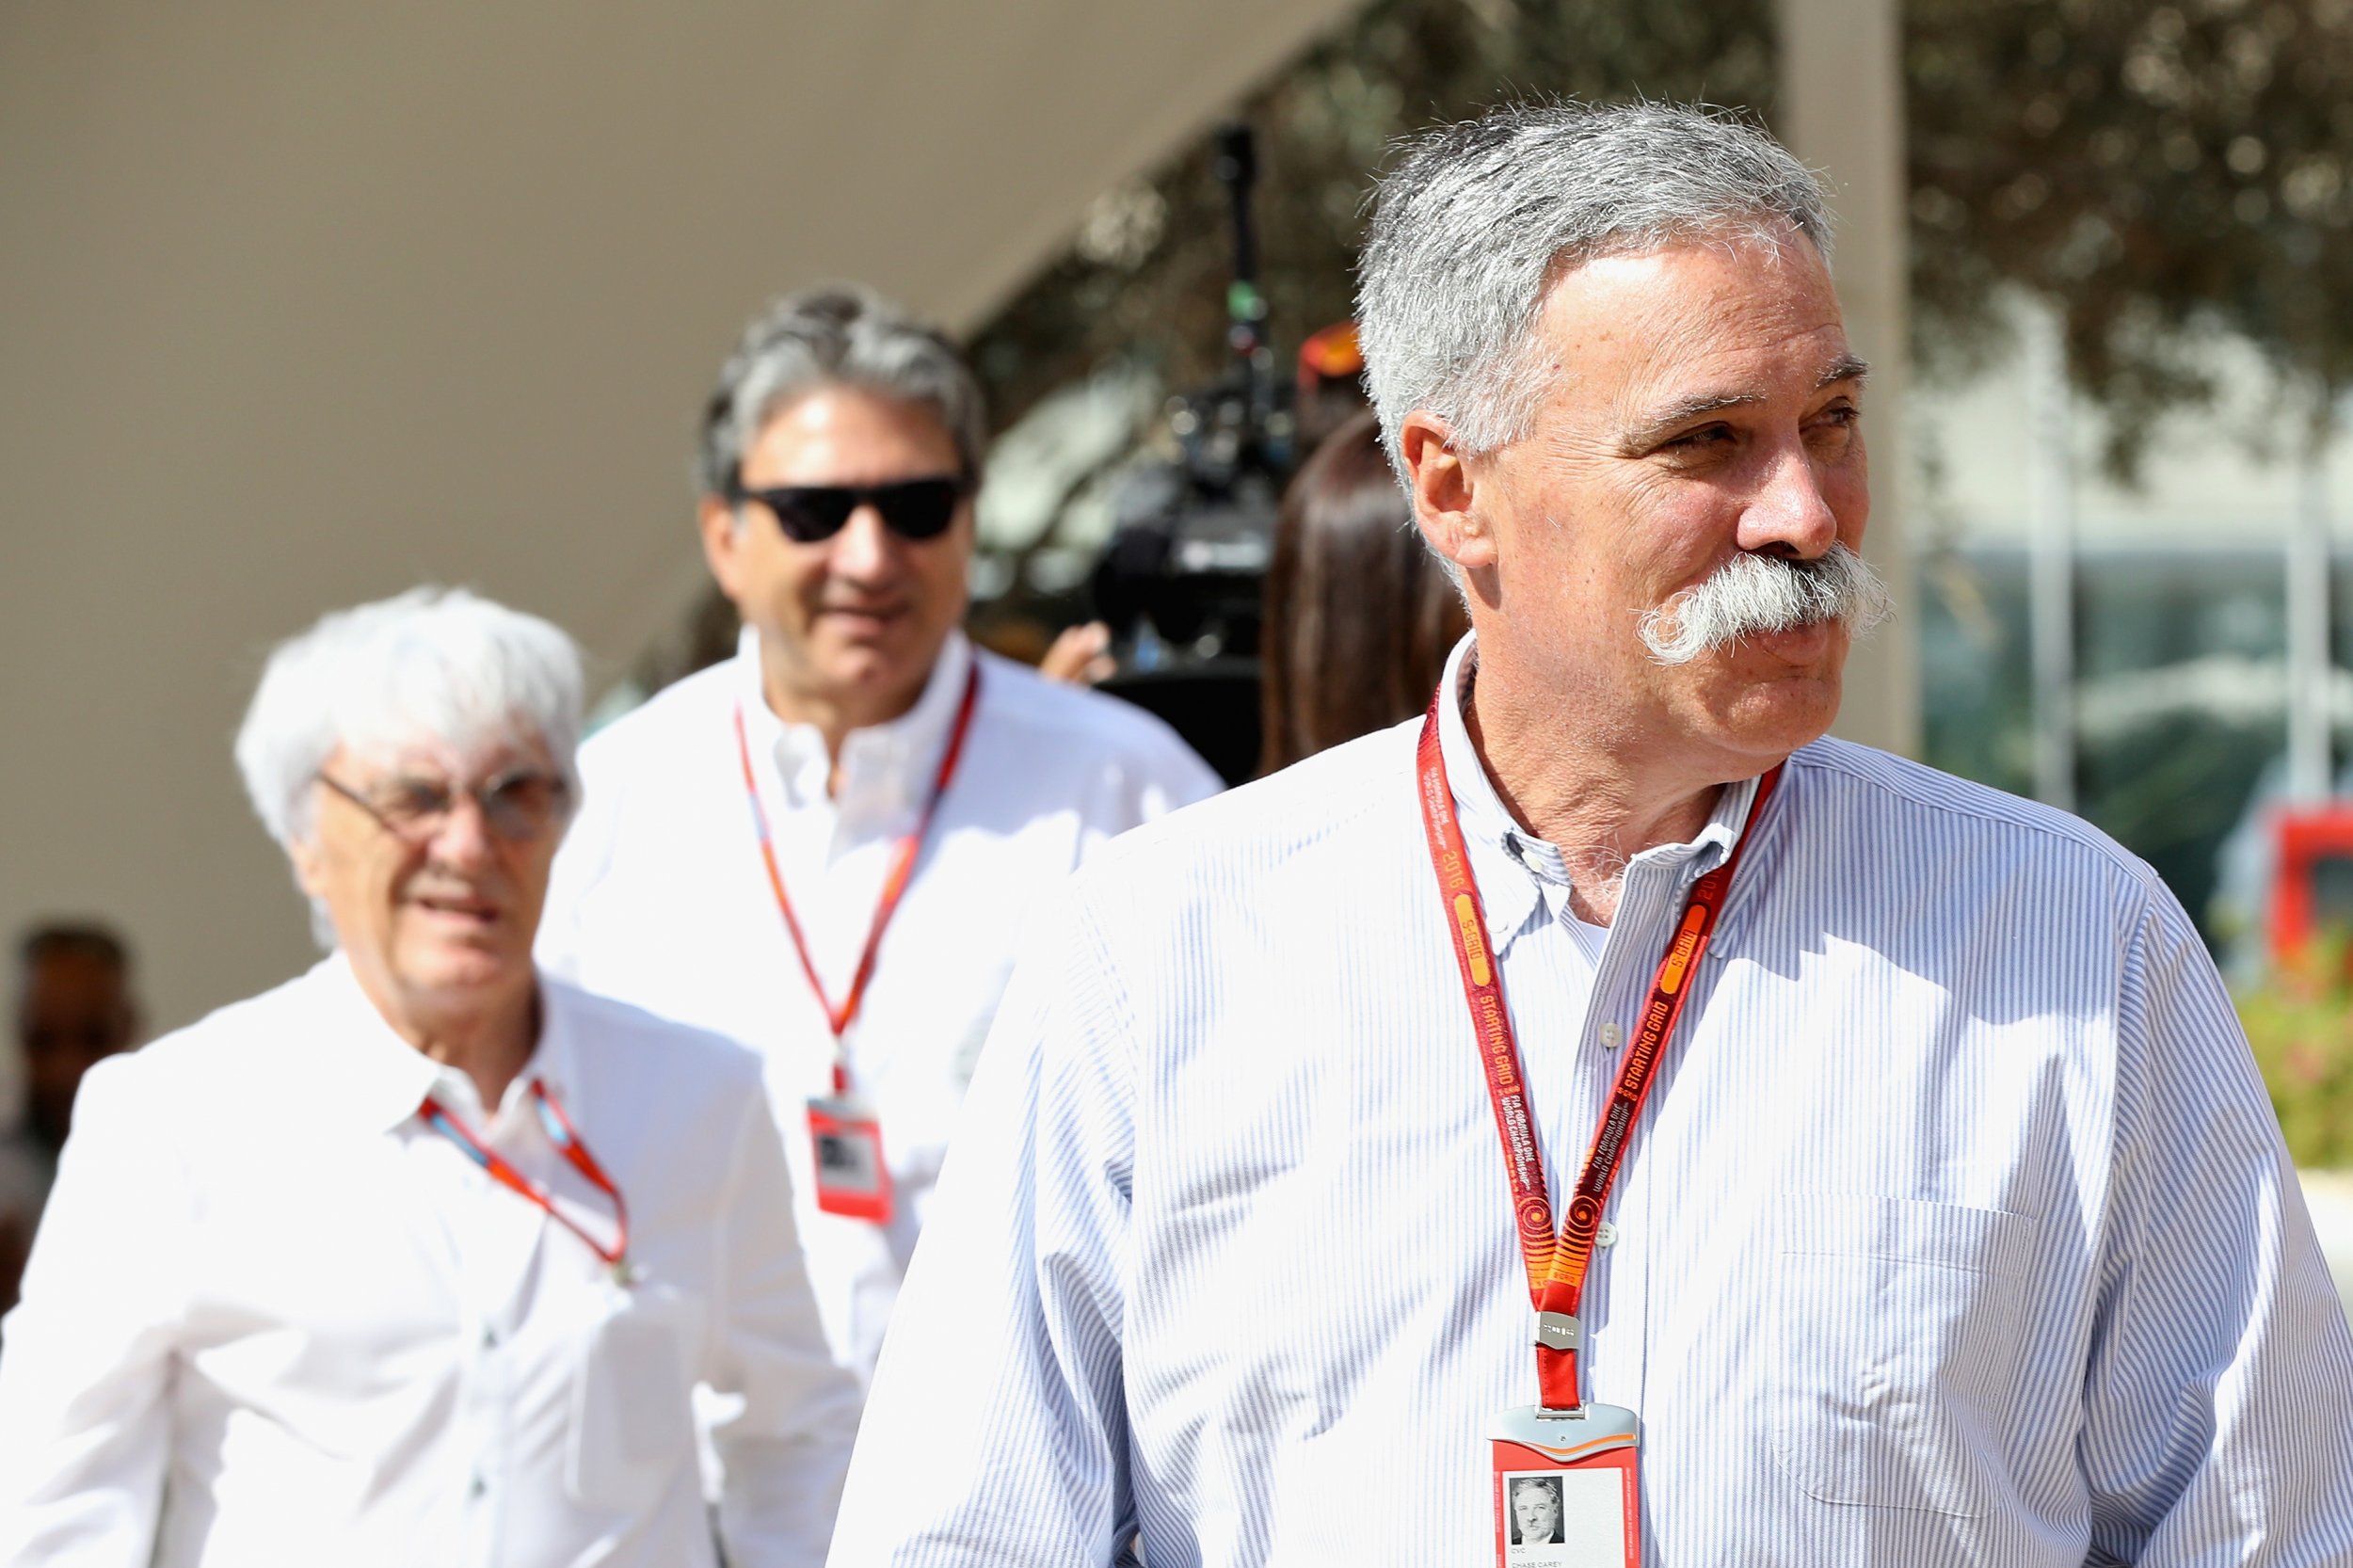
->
xmin=480 ymin=1327 xmax=498 ymax=1350
xmin=1597 ymin=1022 xmax=1625 ymax=1050
xmin=1597 ymin=1221 xmax=1620 ymax=1248
xmin=469 ymin=1474 xmax=488 ymax=1498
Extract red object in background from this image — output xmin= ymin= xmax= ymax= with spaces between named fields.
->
xmin=1296 ymin=321 xmax=1362 ymax=392
xmin=2269 ymin=808 xmax=2353 ymax=960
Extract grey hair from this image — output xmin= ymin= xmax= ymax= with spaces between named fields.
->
xmin=234 ymin=586 xmax=584 ymax=851
xmin=1357 ymin=101 xmax=1833 ymax=470
xmin=696 ymin=283 xmax=986 ymax=497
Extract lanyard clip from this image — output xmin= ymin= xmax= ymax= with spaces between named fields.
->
xmin=1533 ymin=1310 xmax=1582 ymax=1352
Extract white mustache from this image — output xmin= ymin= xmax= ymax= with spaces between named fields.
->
xmin=1637 ymin=543 xmax=1892 ymax=666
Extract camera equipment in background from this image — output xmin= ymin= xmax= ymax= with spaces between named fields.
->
xmin=1091 ymin=122 xmax=1296 ymax=785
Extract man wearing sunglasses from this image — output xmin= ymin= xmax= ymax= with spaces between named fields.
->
xmin=538 ymin=285 xmax=1220 ymax=1384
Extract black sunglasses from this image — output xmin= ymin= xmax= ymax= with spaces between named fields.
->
xmin=727 ymin=473 xmax=971 ymax=543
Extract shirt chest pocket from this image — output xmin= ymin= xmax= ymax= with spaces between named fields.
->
xmin=567 ymin=1280 xmax=705 ymax=1511
xmin=1765 ymin=1193 xmax=2038 ymax=1518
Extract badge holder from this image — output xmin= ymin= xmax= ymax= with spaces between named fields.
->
xmin=806 ymin=1092 xmax=892 ymax=1223
xmin=1489 ymin=1316 xmax=1640 ymax=1567
xmin=1413 ymin=711 xmax=1770 ymax=1568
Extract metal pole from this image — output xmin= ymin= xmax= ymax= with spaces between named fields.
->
xmin=2287 ymin=421 xmax=2334 ymax=803
xmin=1777 ymin=0 xmax=1919 ymax=756
xmin=2027 ymin=302 xmax=2076 ymax=813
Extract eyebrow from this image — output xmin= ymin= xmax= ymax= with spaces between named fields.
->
xmin=1817 ymin=353 xmax=1870 ymax=390
xmin=1616 ymin=354 xmax=1873 ymax=453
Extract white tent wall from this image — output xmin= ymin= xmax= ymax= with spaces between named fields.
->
xmin=0 ymin=0 xmax=1362 ymax=1042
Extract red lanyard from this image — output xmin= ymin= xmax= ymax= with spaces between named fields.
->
xmin=1417 ymin=698 xmax=1780 ymax=1410
xmin=732 ymin=662 xmax=982 ymax=1092
xmin=419 ymin=1080 xmax=630 ymax=1274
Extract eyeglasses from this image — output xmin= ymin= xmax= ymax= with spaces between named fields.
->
xmin=315 ymin=767 xmax=569 ymax=844
xmin=726 ymin=473 xmax=970 ymax=543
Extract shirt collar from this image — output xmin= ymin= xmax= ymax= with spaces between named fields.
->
xmin=733 ymin=624 xmax=974 ymax=818
xmin=1432 ymin=633 xmax=1762 ymax=944
xmin=303 ymin=952 xmax=568 ymax=1136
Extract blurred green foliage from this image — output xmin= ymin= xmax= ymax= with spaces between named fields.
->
xmin=2238 ymin=939 xmax=2353 ymax=1169
xmin=1910 ymin=0 xmax=2353 ymax=474
xmin=975 ymin=0 xmax=2353 ymax=472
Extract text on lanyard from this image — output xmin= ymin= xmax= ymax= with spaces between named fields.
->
xmin=1415 ymin=696 xmax=1781 ymax=1410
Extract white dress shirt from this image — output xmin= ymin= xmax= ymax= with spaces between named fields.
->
xmin=0 ymin=955 xmax=862 ymax=1568
xmin=538 ymin=629 xmax=1222 ymax=1379
xmin=830 ymin=635 xmax=2353 ymax=1567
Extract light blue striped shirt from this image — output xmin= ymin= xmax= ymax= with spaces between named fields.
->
xmin=830 ymin=638 xmax=2353 ymax=1566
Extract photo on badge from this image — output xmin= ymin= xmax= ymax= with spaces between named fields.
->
xmin=806 ymin=1095 xmax=893 ymax=1221
xmin=815 ymin=1132 xmax=872 ymax=1182
xmin=1500 ymin=1468 xmax=1624 ymax=1567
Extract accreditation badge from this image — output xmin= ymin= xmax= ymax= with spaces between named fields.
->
xmin=1489 ymin=1403 xmax=1641 ymax=1567
xmin=805 ymin=1094 xmax=892 ymax=1223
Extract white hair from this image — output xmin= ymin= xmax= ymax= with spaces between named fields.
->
xmin=1638 ymin=543 xmax=1893 ymax=665
xmin=1356 ymin=100 xmax=1833 ymax=470
xmin=234 ymin=586 xmax=584 ymax=849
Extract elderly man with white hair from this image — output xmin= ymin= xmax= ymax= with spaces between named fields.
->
xmin=830 ymin=103 xmax=2353 ymax=1566
xmin=0 ymin=588 xmax=860 ymax=1568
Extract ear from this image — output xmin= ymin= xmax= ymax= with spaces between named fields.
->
xmin=697 ymin=494 xmax=748 ymax=604
xmin=1399 ymin=411 xmax=1497 ymax=575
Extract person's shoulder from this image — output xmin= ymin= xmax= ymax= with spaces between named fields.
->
xmin=972 ymin=650 xmax=1213 ymax=778
xmin=1070 ymin=717 xmax=1417 ymax=895
xmin=1786 ymin=737 xmax=2160 ymax=896
xmin=142 ymin=966 xmax=323 ymax=1066
xmin=545 ymin=975 xmax=764 ymax=1096
xmin=72 ymin=967 xmax=327 ymax=1125
xmin=575 ymin=657 xmax=739 ymax=777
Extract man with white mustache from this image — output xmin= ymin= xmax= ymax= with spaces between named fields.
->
xmin=831 ymin=103 xmax=2353 ymax=1567
xmin=1637 ymin=543 xmax=1888 ymax=668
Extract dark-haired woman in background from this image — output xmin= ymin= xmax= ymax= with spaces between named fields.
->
xmin=1259 ymin=407 xmax=1467 ymax=775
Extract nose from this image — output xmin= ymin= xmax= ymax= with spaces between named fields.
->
xmin=425 ymin=791 xmax=497 ymax=869
xmin=825 ymin=504 xmax=900 ymax=585
xmin=1737 ymin=437 xmax=1842 ymax=560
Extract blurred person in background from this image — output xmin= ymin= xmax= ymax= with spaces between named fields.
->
xmin=1034 ymin=617 xmax=1116 ymax=685
xmin=0 ymin=589 xmax=857 ymax=1567
xmin=537 ymin=285 xmax=1220 ymax=1384
xmin=1036 ymin=328 xmax=1401 ymax=708
xmin=1258 ymin=406 xmax=1467 ymax=774
xmin=0 ymin=923 xmax=140 ymax=1314
xmin=831 ymin=102 xmax=2353 ymax=1564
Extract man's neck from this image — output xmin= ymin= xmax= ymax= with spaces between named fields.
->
xmin=1464 ymin=657 xmax=1722 ymax=927
xmin=390 ymin=983 xmax=539 ymax=1112
xmin=757 ymin=644 xmax=933 ymax=795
